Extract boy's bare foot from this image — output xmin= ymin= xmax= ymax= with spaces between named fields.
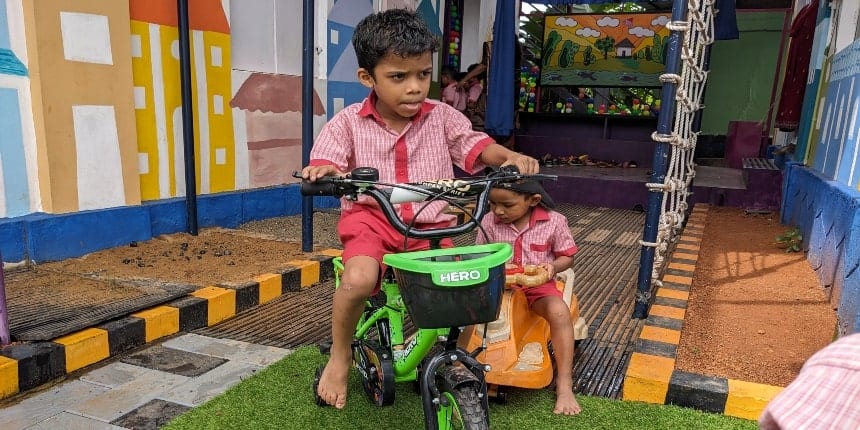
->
xmin=554 ymin=389 xmax=582 ymax=415
xmin=317 ymin=354 xmax=351 ymax=409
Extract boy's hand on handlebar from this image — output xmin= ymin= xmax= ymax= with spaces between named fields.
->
xmin=302 ymin=164 xmax=344 ymax=182
xmin=501 ymin=153 xmax=540 ymax=175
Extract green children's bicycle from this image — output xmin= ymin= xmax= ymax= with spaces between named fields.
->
xmin=299 ymin=166 xmax=556 ymax=430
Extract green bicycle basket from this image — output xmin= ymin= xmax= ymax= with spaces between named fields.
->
xmin=383 ymin=243 xmax=512 ymax=329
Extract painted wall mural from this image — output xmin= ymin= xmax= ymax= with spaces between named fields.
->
xmin=327 ymin=0 xmax=442 ymax=117
xmin=231 ymin=73 xmax=325 ymax=187
xmin=809 ymin=39 xmax=860 ymax=189
xmin=0 ymin=0 xmax=36 ymax=218
xmin=541 ymin=13 xmax=670 ymax=88
xmin=327 ymin=0 xmax=374 ymax=117
xmin=22 ymin=0 xmax=141 ymax=214
xmin=0 ymin=0 xmax=448 ymax=221
xmin=130 ymin=0 xmax=234 ymax=201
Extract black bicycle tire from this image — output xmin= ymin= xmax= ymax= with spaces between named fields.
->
xmin=435 ymin=376 xmax=488 ymax=430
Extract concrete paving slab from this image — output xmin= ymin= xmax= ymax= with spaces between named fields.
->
xmin=110 ymin=398 xmax=190 ymax=430
xmin=80 ymin=362 xmax=167 ymax=389
xmin=162 ymin=333 xmax=291 ymax=366
xmin=25 ymin=412 xmax=124 ymax=430
xmin=67 ymin=369 xmax=188 ymax=422
xmin=159 ymin=359 xmax=262 ymax=406
xmin=0 ymin=380 xmax=111 ymax=430
xmin=120 ymin=344 xmax=227 ymax=377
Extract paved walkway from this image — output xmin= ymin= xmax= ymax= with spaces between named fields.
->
xmin=0 ymin=333 xmax=290 ymax=429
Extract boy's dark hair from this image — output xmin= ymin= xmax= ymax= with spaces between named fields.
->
xmin=352 ymin=9 xmax=438 ymax=75
xmin=440 ymin=65 xmax=458 ymax=79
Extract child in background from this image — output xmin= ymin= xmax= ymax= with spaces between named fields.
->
xmin=461 ymin=63 xmax=487 ymax=131
xmin=440 ymin=65 xmax=466 ymax=113
xmin=301 ymin=9 xmax=540 ymax=410
xmin=475 ymin=179 xmax=581 ymax=416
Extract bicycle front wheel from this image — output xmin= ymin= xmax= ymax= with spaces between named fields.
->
xmin=435 ymin=380 xmax=488 ymax=430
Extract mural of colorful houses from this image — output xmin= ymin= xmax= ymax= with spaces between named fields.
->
xmin=327 ymin=0 xmax=442 ymax=117
xmin=231 ymin=73 xmax=325 ymax=187
xmin=0 ymin=0 xmax=475 ymax=265
xmin=129 ymin=0 xmax=234 ymax=201
xmin=17 ymin=0 xmax=141 ymax=214
xmin=0 ymin=0 xmax=37 ymax=218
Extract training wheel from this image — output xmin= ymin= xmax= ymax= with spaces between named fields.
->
xmin=487 ymin=384 xmax=508 ymax=404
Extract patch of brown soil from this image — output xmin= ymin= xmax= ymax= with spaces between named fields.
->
xmin=39 ymin=228 xmax=310 ymax=287
xmin=675 ymin=206 xmax=837 ymax=387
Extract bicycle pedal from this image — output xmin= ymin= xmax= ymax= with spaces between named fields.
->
xmin=312 ymin=365 xmax=328 ymax=407
xmin=318 ymin=341 xmax=332 ymax=355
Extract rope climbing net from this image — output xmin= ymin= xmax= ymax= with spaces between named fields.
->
xmin=641 ymin=0 xmax=715 ymax=288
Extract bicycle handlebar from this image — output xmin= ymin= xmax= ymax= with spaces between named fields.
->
xmin=294 ymin=166 xmax=557 ymax=240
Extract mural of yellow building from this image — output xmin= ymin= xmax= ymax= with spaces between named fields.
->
xmin=21 ymin=0 xmax=141 ymax=213
xmin=130 ymin=0 xmax=234 ymax=201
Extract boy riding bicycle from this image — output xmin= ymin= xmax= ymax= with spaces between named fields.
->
xmin=300 ymin=9 xmax=538 ymax=410
xmin=476 ymin=180 xmax=582 ymax=415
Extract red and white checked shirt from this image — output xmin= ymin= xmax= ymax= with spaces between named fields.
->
xmin=309 ymin=92 xmax=493 ymax=224
xmin=759 ymin=332 xmax=860 ymax=430
xmin=475 ymin=206 xmax=578 ymax=266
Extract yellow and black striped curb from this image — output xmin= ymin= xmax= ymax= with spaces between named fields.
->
xmin=0 ymin=249 xmax=342 ymax=401
xmin=622 ymin=205 xmax=784 ymax=420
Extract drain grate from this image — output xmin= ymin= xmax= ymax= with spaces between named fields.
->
xmin=742 ymin=158 xmax=779 ymax=170
xmin=5 ymin=268 xmax=195 ymax=341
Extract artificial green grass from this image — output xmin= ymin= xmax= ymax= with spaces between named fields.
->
xmin=164 ymin=347 xmax=757 ymax=430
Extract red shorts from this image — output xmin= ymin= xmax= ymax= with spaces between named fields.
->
xmin=511 ymin=279 xmax=562 ymax=307
xmin=338 ymin=208 xmax=453 ymax=291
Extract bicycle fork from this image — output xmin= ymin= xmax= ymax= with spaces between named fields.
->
xmin=419 ymin=329 xmax=491 ymax=430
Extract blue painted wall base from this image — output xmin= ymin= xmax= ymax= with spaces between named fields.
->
xmin=781 ymin=162 xmax=860 ymax=335
xmin=0 ymin=184 xmax=339 ymax=263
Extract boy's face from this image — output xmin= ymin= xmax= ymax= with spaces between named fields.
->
xmin=358 ymin=51 xmax=433 ymax=121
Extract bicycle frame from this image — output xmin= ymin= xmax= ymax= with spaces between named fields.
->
xmin=339 ymin=260 xmax=450 ymax=382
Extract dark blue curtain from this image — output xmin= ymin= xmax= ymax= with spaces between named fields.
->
xmin=485 ymin=0 xmax=517 ymax=137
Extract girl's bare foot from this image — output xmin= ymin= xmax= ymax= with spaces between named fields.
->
xmin=317 ymin=354 xmax=351 ymax=409
xmin=554 ymin=389 xmax=582 ymax=415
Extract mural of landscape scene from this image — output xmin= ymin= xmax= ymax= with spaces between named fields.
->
xmin=541 ymin=13 xmax=670 ymax=87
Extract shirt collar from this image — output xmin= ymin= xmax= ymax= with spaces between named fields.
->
xmin=529 ymin=206 xmax=551 ymax=228
xmin=357 ymin=90 xmax=436 ymax=123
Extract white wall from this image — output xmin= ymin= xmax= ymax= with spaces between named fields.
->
xmin=832 ymin=0 xmax=860 ymax=52
xmin=230 ymin=0 xmax=327 ymax=77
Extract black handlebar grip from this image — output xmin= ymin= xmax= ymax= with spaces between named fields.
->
xmin=300 ymin=180 xmax=341 ymax=197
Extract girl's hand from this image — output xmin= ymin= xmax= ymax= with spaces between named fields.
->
xmin=539 ymin=263 xmax=556 ymax=279
xmin=301 ymin=164 xmax=343 ymax=182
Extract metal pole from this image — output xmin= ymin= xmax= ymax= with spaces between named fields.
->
xmin=301 ymin=0 xmax=315 ymax=252
xmin=178 ymin=0 xmax=198 ymax=235
xmin=0 ymin=254 xmax=10 ymax=345
xmin=633 ymin=0 xmax=689 ymax=319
